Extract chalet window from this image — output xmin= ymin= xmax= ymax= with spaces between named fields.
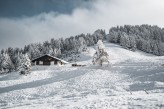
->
xmin=39 ymin=61 xmax=43 ymax=65
xmin=50 ymin=61 xmax=54 ymax=65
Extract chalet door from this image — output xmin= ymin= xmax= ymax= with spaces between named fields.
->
xmin=36 ymin=61 xmax=39 ymax=65
xmin=43 ymin=61 xmax=50 ymax=65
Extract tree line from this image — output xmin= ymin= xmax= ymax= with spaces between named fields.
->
xmin=0 ymin=29 xmax=105 ymax=73
xmin=107 ymin=24 xmax=164 ymax=55
xmin=1 ymin=24 xmax=164 ymax=73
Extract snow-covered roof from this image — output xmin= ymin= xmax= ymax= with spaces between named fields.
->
xmin=31 ymin=54 xmax=69 ymax=64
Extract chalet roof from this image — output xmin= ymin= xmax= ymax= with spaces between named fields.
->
xmin=31 ymin=54 xmax=69 ymax=64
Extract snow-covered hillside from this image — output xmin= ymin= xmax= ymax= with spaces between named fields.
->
xmin=0 ymin=42 xmax=164 ymax=109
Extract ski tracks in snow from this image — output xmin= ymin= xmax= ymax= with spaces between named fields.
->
xmin=1 ymin=42 xmax=164 ymax=109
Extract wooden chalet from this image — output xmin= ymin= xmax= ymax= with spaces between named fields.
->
xmin=31 ymin=54 xmax=68 ymax=66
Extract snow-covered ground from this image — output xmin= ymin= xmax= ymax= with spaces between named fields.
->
xmin=0 ymin=42 xmax=164 ymax=109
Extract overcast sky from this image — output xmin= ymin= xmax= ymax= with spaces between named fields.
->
xmin=0 ymin=0 xmax=164 ymax=50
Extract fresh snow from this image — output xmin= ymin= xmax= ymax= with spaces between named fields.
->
xmin=0 ymin=42 xmax=164 ymax=109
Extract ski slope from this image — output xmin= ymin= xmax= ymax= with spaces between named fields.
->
xmin=0 ymin=42 xmax=164 ymax=109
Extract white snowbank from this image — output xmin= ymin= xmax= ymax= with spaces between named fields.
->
xmin=0 ymin=42 xmax=164 ymax=109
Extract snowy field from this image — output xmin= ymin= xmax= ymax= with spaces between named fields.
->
xmin=0 ymin=43 xmax=164 ymax=109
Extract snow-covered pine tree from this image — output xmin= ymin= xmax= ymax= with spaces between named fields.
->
xmin=108 ymin=27 xmax=120 ymax=43
xmin=107 ymin=25 xmax=164 ymax=56
xmin=19 ymin=54 xmax=31 ymax=75
xmin=1 ymin=53 xmax=14 ymax=72
xmin=120 ymin=32 xmax=136 ymax=51
xmin=14 ymin=53 xmax=23 ymax=71
xmin=92 ymin=40 xmax=109 ymax=66
xmin=0 ymin=54 xmax=3 ymax=72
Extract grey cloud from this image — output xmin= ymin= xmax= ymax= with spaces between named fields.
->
xmin=0 ymin=0 xmax=93 ymax=17
xmin=0 ymin=0 xmax=164 ymax=50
